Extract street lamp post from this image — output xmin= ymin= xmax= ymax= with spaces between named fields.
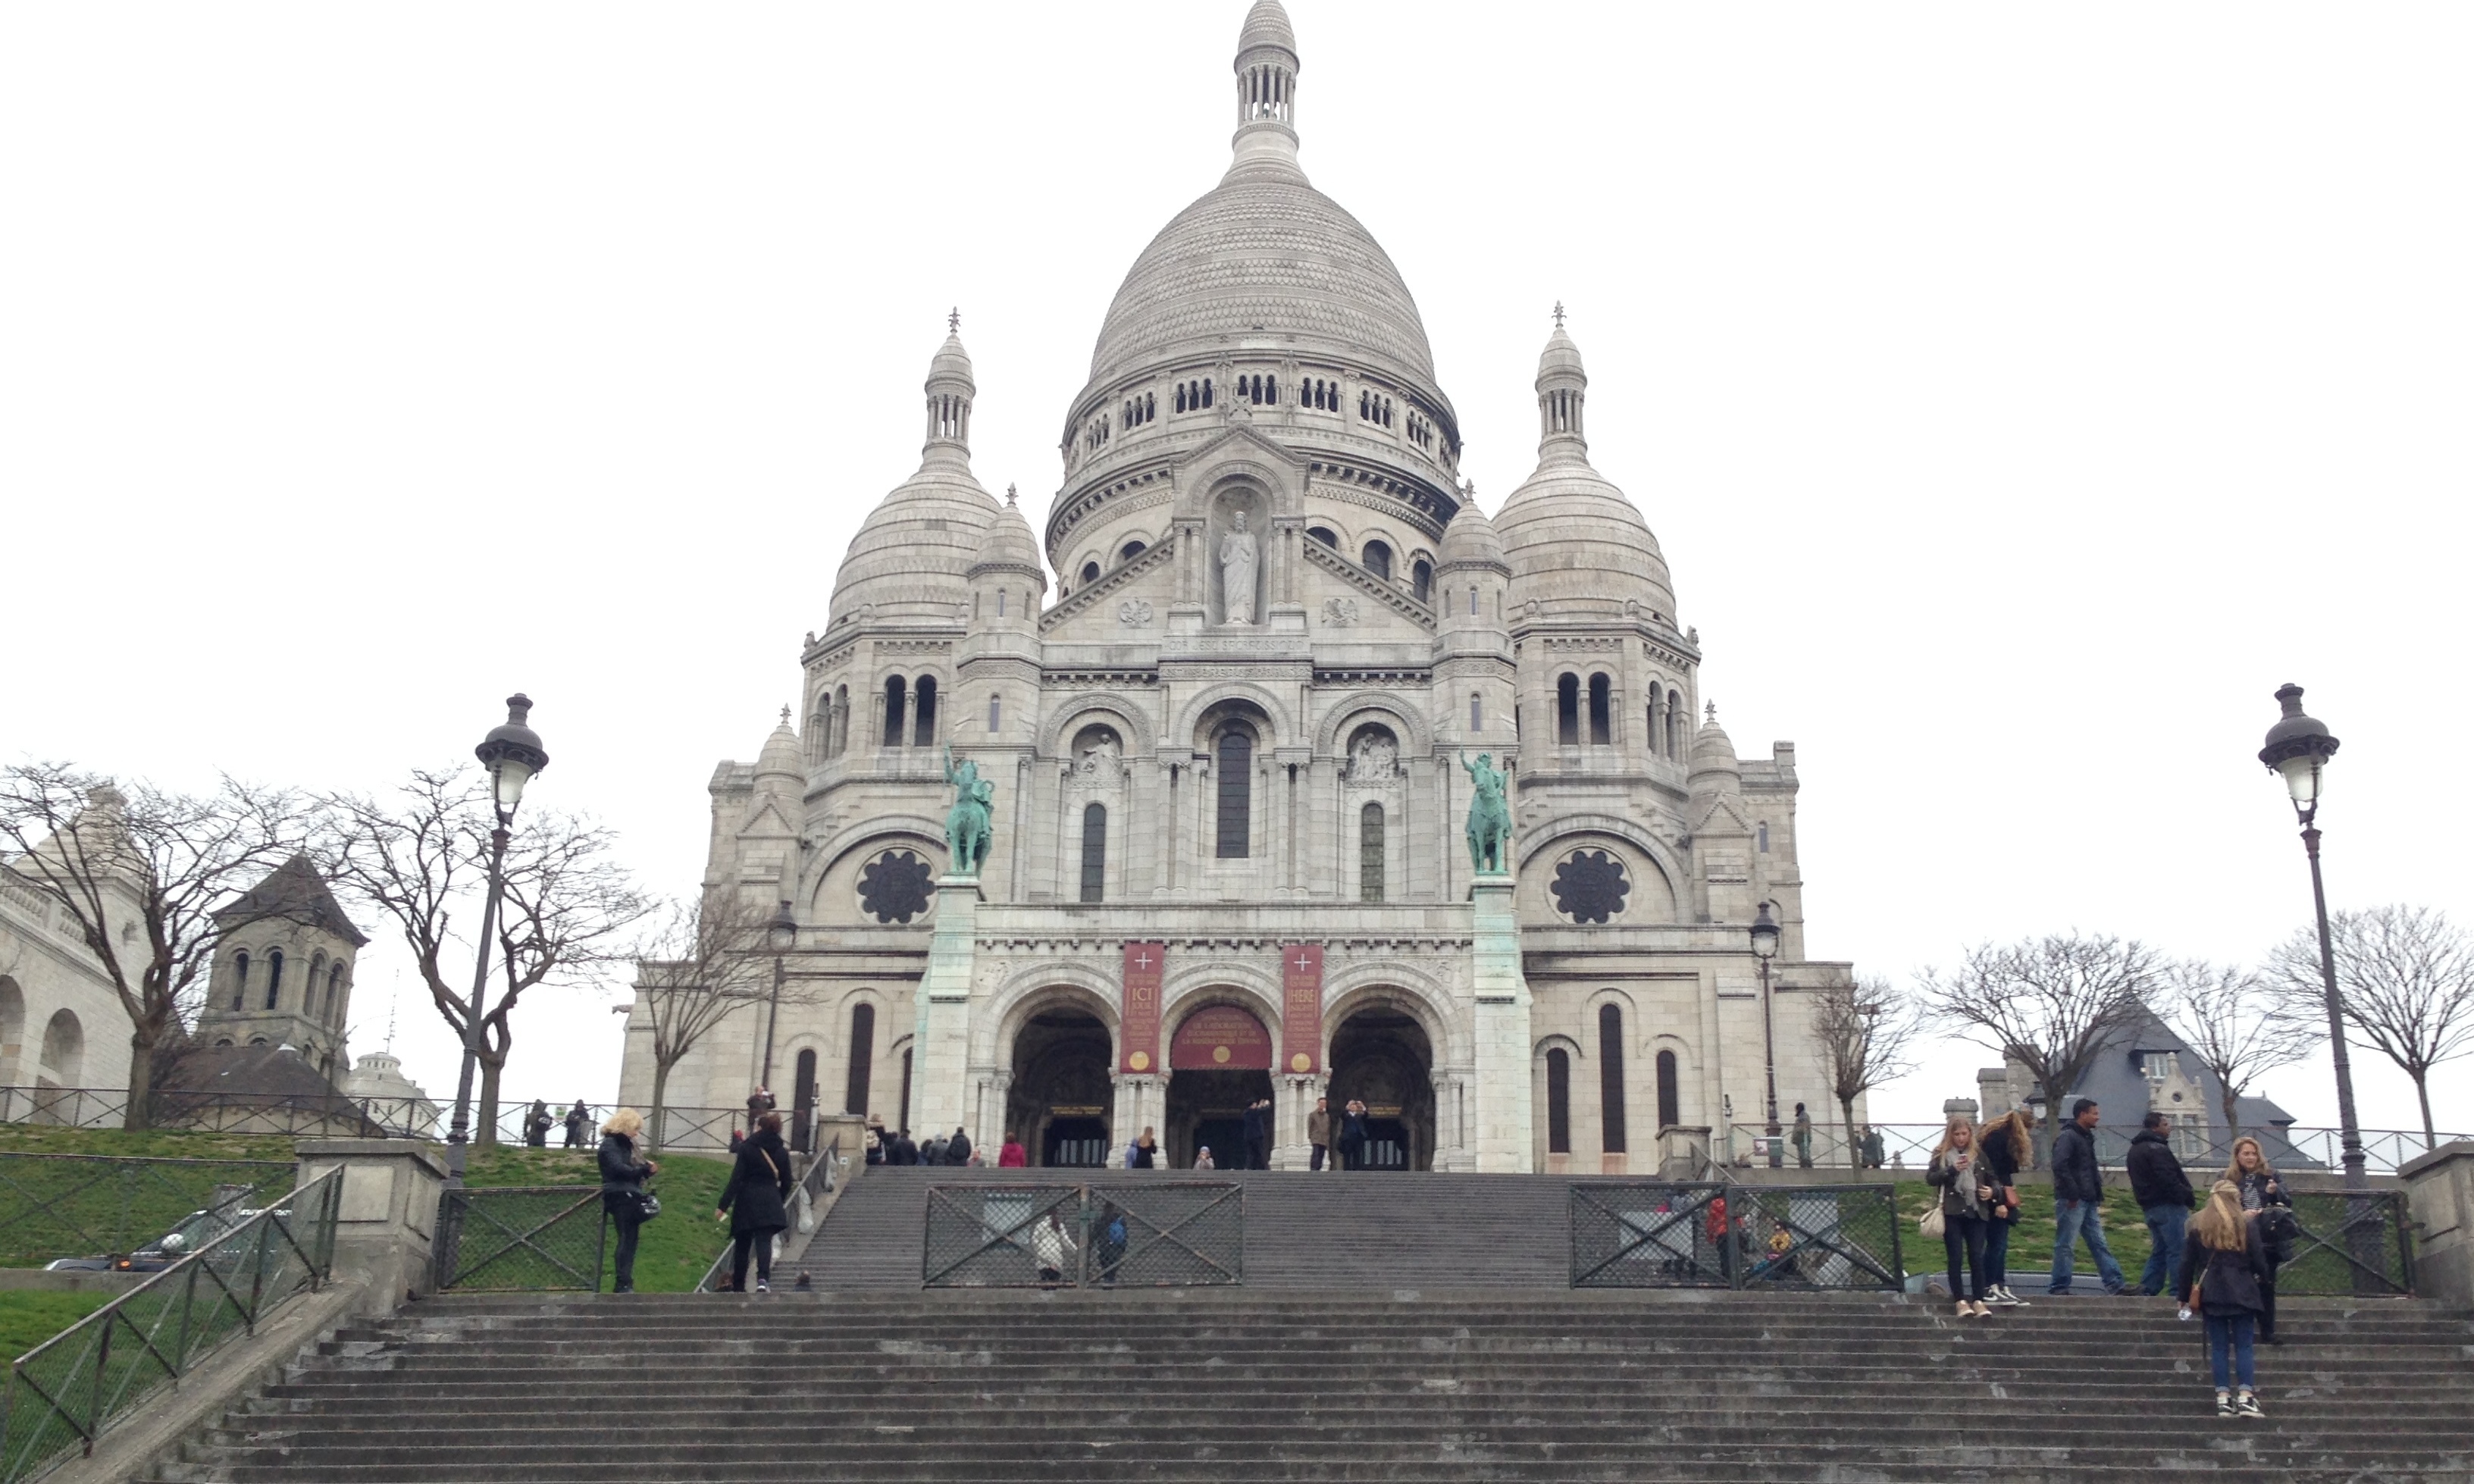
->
xmin=2257 ymin=682 xmax=2366 ymax=1189
xmin=759 ymin=899 xmax=796 ymax=1090
xmin=443 ymin=695 xmax=550 ymax=1191
xmin=1751 ymin=900 xmax=1783 ymax=1169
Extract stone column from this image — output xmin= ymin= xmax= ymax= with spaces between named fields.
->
xmin=1273 ymin=1075 xmax=1313 ymax=1169
xmin=1469 ymin=870 xmax=1534 ymax=1173
xmin=293 ymin=1139 xmax=447 ymax=1299
xmin=2404 ymin=1141 xmax=2474 ymax=1307
xmin=910 ymin=876 xmax=980 ymax=1141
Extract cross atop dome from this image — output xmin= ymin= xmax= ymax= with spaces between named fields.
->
xmin=948 ymin=306 xmax=960 ymax=333
xmin=1552 ymin=301 xmax=1565 ymax=329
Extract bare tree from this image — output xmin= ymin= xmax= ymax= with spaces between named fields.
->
xmin=2163 ymin=960 xmax=2319 ymax=1141
xmin=628 ymin=894 xmax=779 ymax=1150
xmin=2268 ymin=905 xmax=2474 ymax=1146
xmin=0 ymin=762 xmax=310 ymax=1129
xmin=316 ymin=769 xmax=651 ymax=1147
xmin=1918 ymin=932 xmax=2166 ymax=1148
xmin=1812 ymin=974 xmax=1924 ymax=1168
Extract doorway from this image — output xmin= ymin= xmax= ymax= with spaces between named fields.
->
xmin=1005 ymin=1007 xmax=1113 ymax=1168
xmin=1327 ymin=1007 xmax=1436 ymax=1171
xmin=1166 ymin=1068 xmax=1273 ymax=1170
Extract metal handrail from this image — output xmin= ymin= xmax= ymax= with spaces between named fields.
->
xmin=0 ymin=1166 xmax=341 ymax=1483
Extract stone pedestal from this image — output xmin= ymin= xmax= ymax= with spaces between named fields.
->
xmin=293 ymin=1138 xmax=447 ymax=1300
xmin=911 ymin=875 xmax=981 ymax=1141
xmin=1470 ymin=871 xmax=1533 ymax=1173
xmin=1658 ymin=1124 xmax=1714 ymax=1179
xmin=2403 ymin=1139 xmax=2474 ymax=1307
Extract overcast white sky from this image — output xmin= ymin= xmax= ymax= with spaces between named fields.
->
xmin=5 ymin=4 xmax=2469 ymax=1137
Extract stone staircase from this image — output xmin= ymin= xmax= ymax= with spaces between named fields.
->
xmin=149 ymin=1288 xmax=2474 ymax=1482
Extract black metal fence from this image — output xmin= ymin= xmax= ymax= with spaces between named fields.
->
xmin=1 ymin=1167 xmax=341 ymax=1483
xmin=0 ymin=1154 xmax=296 ymax=1270
xmin=433 ymin=1187 xmax=607 ymax=1292
xmin=923 ymin=1182 xmax=1245 ymax=1289
xmin=1571 ymin=1182 xmax=1902 ymax=1291
xmin=2275 ymin=1189 xmax=2414 ymax=1296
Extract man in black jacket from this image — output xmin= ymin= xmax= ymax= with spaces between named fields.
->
xmin=2125 ymin=1110 xmax=2198 ymax=1296
xmin=2049 ymin=1098 xmax=2128 ymax=1296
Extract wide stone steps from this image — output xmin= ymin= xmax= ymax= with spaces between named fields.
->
xmin=146 ymin=1289 xmax=2474 ymax=1484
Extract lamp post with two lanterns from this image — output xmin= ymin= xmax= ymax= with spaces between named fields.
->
xmin=2257 ymin=682 xmax=2366 ymax=1190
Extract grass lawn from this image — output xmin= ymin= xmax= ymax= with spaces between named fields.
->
xmin=1893 ymin=1180 xmax=2161 ymax=1284
xmin=0 ymin=1291 xmax=111 ymax=1359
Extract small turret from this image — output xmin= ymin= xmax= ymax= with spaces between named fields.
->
xmin=1228 ymin=0 xmax=1304 ymax=183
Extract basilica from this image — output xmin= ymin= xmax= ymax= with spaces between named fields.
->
xmin=615 ymin=1 xmax=1856 ymax=1173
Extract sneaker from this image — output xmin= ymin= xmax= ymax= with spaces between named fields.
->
xmin=755 ymin=1280 xmax=771 ymax=1294
xmin=1987 ymin=1287 xmax=2022 ymax=1307
xmin=2001 ymin=1288 xmax=2031 ymax=1307
xmin=2216 ymin=1392 xmax=2235 ymax=1420
xmin=2236 ymin=1392 xmax=2265 ymax=1420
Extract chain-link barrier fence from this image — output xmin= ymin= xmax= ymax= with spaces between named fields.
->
xmin=924 ymin=1182 xmax=1244 ymax=1288
xmin=1571 ymin=1182 xmax=1902 ymax=1291
xmin=0 ymin=1154 xmax=295 ymax=1270
xmin=2276 ymin=1189 xmax=2413 ymax=1296
xmin=433 ymin=1187 xmax=606 ymax=1292
xmin=1 ymin=1167 xmax=340 ymax=1483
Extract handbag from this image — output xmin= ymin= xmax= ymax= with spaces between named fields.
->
xmin=633 ymin=1187 xmax=662 ymax=1223
xmin=1918 ymin=1204 xmax=1946 ymax=1239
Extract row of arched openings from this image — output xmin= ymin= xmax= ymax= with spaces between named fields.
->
xmin=1542 ymin=1007 xmax=1680 ymax=1156
xmin=228 ymin=950 xmax=347 ymax=1025
xmin=881 ymin=675 xmax=938 ymax=749
xmin=1555 ymin=674 xmax=1690 ymax=757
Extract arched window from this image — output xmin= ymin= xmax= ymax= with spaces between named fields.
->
xmin=1667 ymin=702 xmax=1683 ymax=758
xmin=994 ymin=590 xmax=1005 ymax=618
xmin=1468 ymin=586 xmax=1479 ymax=616
xmin=1556 ymin=673 xmax=1581 ymax=746
xmin=1175 ymin=384 xmax=1187 ymax=414
xmin=988 ymin=694 xmax=1002 ymax=732
xmin=231 ymin=952 xmax=249 ymax=1011
xmin=265 ymin=950 xmax=285 ymax=1011
xmin=1120 ymin=540 xmax=1146 ymax=560
xmin=845 ymin=1003 xmax=875 ymax=1116
xmin=1411 ymin=559 xmax=1432 ymax=603
xmin=1545 ymin=1048 xmax=1572 ymax=1154
xmin=1656 ymin=1049 xmax=1680 ymax=1132
xmin=40 ymin=1009 xmax=83 ymax=1083
xmin=912 ymin=676 xmax=938 ymax=746
xmin=1307 ymin=527 xmax=1338 ymax=549
xmin=1588 ymin=674 xmax=1612 ymax=746
xmin=1469 ymin=693 xmax=1483 ymax=731
xmin=1599 ymin=1003 xmax=1627 ymax=1154
xmin=897 ymin=1047 xmax=913 ymax=1130
xmin=1361 ymin=540 xmax=1392 ymax=579
xmin=1359 ymin=802 xmax=1385 ymax=903
xmin=327 ymin=963 xmax=346 ymax=1024
xmin=1758 ymin=822 xmax=1770 ymax=853
xmin=1082 ymin=561 xmax=1101 ymax=584
xmin=793 ymin=1048 xmax=818 ymax=1151
xmin=883 ymin=676 xmax=907 ymax=748
xmin=1214 ymin=727 xmax=1253 ymax=858
xmin=1080 ymin=803 xmax=1107 ymax=903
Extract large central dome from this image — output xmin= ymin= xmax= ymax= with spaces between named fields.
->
xmin=1088 ymin=176 xmax=1437 ymax=387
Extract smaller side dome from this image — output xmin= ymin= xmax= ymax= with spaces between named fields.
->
xmin=1537 ymin=319 xmax=1586 ymax=380
xmin=1688 ymin=703 xmax=1743 ymax=794
xmin=755 ymin=708 xmax=803 ymax=783
xmin=969 ymin=487 xmax=1048 ymax=590
xmin=1437 ymin=497 xmax=1508 ymax=571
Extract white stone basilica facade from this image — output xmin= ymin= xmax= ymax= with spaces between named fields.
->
xmin=617 ymin=1 xmax=1856 ymax=1172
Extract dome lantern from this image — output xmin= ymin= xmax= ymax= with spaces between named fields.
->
xmin=1229 ymin=1 xmax=1302 ymax=183
xmin=922 ymin=308 xmax=976 ymax=465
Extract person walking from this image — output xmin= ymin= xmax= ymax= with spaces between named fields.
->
xmin=1307 ymin=1097 xmax=1333 ymax=1172
xmin=2181 ymin=1179 xmax=2273 ymax=1420
xmin=525 ymin=1099 xmax=554 ymax=1148
xmin=944 ymin=1126 xmax=972 ymax=1166
xmin=1337 ymin=1099 xmax=1370 ymax=1172
xmin=1927 ymin=1115 xmax=1997 ymax=1318
xmin=716 ymin=1110 xmax=794 ymax=1294
xmin=998 ymin=1131 xmax=1028 ymax=1168
xmin=1242 ymin=1097 xmax=1272 ymax=1171
xmin=889 ymin=1129 xmax=918 ymax=1166
xmin=2048 ymin=1098 xmax=2128 ymax=1296
xmin=562 ymin=1100 xmax=590 ymax=1149
xmin=2126 ymin=1111 xmax=2198 ymax=1297
xmin=864 ymin=1123 xmax=885 ymax=1166
xmin=2225 ymin=1136 xmax=2294 ymax=1344
xmin=1975 ymin=1109 xmax=2034 ymax=1307
xmin=1791 ymin=1103 xmax=1814 ymax=1169
xmin=597 ymin=1108 xmax=659 ymax=1295
xmin=1129 ymin=1127 xmax=1157 ymax=1169
xmin=920 ymin=1131 xmax=947 ymax=1167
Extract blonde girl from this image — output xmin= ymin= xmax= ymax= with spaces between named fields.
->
xmin=1926 ymin=1115 xmax=1996 ymax=1318
xmin=2181 ymin=1180 xmax=2272 ymax=1420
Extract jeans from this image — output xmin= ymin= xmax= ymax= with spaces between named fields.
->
xmin=2050 ymin=1198 xmax=2126 ymax=1293
xmin=2258 ymin=1252 xmax=2281 ymax=1340
xmin=2141 ymin=1203 xmax=2190 ymax=1295
xmin=1309 ymin=1143 xmax=1328 ymax=1171
xmin=728 ymin=1228 xmax=778 ymax=1290
xmin=2205 ymin=1311 xmax=2258 ymax=1390
xmin=1984 ymin=1217 xmax=2013 ymax=1287
xmin=603 ymin=1194 xmax=645 ymax=1292
xmin=1943 ymin=1214 xmax=1989 ymax=1301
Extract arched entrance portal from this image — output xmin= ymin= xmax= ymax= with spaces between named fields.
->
xmin=1163 ymin=1003 xmax=1274 ymax=1170
xmin=1006 ymin=1007 xmax=1112 ymax=1167
xmin=1327 ymin=1007 xmax=1435 ymax=1171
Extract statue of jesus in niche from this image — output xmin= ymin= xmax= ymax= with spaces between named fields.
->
xmin=1220 ymin=510 xmax=1259 ymax=625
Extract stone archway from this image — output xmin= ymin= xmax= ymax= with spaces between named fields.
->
xmin=1327 ymin=1007 xmax=1435 ymax=1171
xmin=1163 ymin=1003 xmax=1274 ymax=1170
xmin=1005 ymin=1007 xmax=1113 ymax=1167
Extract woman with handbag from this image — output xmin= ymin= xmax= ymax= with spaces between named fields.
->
xmin=597 ymin=1108 xmax=659 ymax=1294
xmin=2223 ymin=1136 xmax=2293 ymax=1344
xmin=1925 ymin=1115 xmax=1996 ymax=1318
xmin=716 ymin=1110 xmax=794 ymax=1294
xmin=2180 ymin=1179 xmax=2273 ymax=1419
xmin=1975 ymin=1109 xmax=2034 ymax=1307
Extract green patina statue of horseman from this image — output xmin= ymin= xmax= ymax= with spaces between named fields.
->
xmin=943 ymin=744 xmax=995 ymax=876
xmin=1462 ymin=750 xmax=1512 ymax=873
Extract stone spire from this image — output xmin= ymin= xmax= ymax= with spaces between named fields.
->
xmin=922 ymin=313 xmax=976 ymax=466
xmin=1227 ymin=0 xmax=1304 ymax=183
xmin=1536 ymin=308 xmax=1588 ymax=462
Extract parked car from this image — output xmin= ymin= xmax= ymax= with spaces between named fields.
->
xmin=45 ymin=1196 xmax=285 ymax=1274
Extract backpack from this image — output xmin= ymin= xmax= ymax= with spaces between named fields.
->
xmin=2257 ymin=1205 xmax=2300 ymax=1264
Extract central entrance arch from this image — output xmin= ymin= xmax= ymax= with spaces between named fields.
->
xmin=1327 ymin=1007 xmax=1435 ymax=1171
xmin=1163 ymin=1003 xmax=1274 ymax=1169
xmin=1006 ymin=1007 xmax=1113 ymax=1167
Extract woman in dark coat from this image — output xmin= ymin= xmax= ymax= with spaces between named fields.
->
xmin=2181 ymin=1179 xmax=2275 ymax=1419
xmin=717 ymin=1111 xmax=794 ymax=1293
xmin=597 ymin=1108 xmax=658 ymax=1294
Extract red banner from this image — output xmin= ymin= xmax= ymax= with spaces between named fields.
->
xmin=1120 ymin=941 xmax=1165 ymax=1074
xmin=1279 ymin=942 xmax=1323 ymax=1075
xmin=1170 ymin=1005 xmax=1274 ymax=1070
